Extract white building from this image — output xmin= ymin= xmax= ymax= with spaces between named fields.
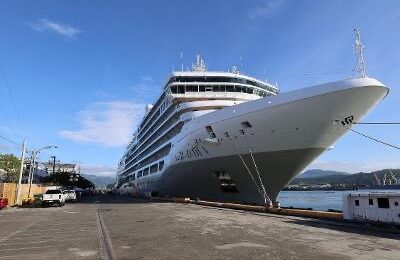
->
xmin=43 ymin=163 xmax=79 ymax=174
xmin=343 ymin=192 xmax=400 ymax=224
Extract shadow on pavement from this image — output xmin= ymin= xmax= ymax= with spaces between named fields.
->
xmin=74 ymin=194 xmax=165 ymax=204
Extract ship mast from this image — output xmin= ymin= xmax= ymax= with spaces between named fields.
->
xmin=353 ymin=28 xmax=366 ymax=78
xmin=192 ymin=53 xmax=207 ymax=72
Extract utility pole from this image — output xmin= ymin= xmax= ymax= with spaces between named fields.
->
xmin=51 ymin=156 xmax=56 ymax=174
xmin=27 ymin=153 xmax=37 ymax=198
xmin=16 ymin=139 xmax=26 ymax=205
xmin=27 ymin=146 xmax=57 ymax=197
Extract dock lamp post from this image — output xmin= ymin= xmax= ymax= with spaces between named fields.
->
xmin=27 ymin=145 xmax=58 ymax=197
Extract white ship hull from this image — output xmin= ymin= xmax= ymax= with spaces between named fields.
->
xmin=153 ymin=78 xmax=387 ymax=203
xmin=119 ymin=77 xmax=388 ymax=205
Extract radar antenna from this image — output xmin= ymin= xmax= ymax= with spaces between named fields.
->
xmin=231 ymin=65 xmax=239 ymax=74
xmin=353 ymin=28 xmax=366 ymax=78
xmin=192 ymin=53 xmax=207 ymax=72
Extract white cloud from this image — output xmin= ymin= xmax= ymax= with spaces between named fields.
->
xmin=59 ymin=101 xmax=145 ymax=147
xmin=30 ymin=19 xmax=82 ymax=38
xmin=304 ymin=158 xmax=400 ymax=174
xmin=248 ymin=0 xmax=285 ymax=20
xmin=80 ymin=164 xmax=116 ymax=177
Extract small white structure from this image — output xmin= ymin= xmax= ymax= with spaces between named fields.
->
xmin=343 ymin=192 xmax=400 ymax=224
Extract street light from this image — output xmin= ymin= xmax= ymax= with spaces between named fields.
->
xmin=27 ymin=145 xmax=58 ymax=197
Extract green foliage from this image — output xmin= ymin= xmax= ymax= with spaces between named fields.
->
xmin=41 ymin=171 xmax=95 ymax=189
xmin=0 ymin=154 xmax=21 ymax=183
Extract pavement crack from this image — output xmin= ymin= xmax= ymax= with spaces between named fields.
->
xmin=96 ymin=205 xmax=116 ymax=260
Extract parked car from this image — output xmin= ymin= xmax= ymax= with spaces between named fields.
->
xmin=63 ymin=190 xmax=77 ymax=202
xmin=42 ymin=189 xmax=65 ymax=207
xmin=0 ymin=198 xmax=8 ymax=210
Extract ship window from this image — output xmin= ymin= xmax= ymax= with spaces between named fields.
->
xmin=137 ymin=170 xmax=143 ymax=178
xmin=178 ymin=86 xmax=185 ymax=94
xmin=355 ymin=200 xmax=359 ymax=206
xmin=377 ymin=198 xmax=390 ymax=208
xmin=241 ymin=121 xmax=252 ymax=128
xmin=395 ymin=201 xmax=399 ymax=206
xmin=205 ymin=86 xmax=213 ymax=92
xmin=226 ymin=85 xmax=234 ymax=92
xmin=369 ymin=199 xmax=373 ymax=205
xmin=186 ymin=85 xmax=198 ymax=92
xmin=213 ymin=86 xmax=220 ymax=92
xmin=199 ymin=85 xmax=205 ymax=92
xmin=150 ymin=164 xmax=158 ymax=173
xmin=171 ymin=86 xmax=177 ymax=94
xmin=159 ymin=161 xmax=164 ymax=171
xmin=220 ymin=85 xmax=226 ymax=92
xmin=143 ymin=168 xmax=149 ymax=176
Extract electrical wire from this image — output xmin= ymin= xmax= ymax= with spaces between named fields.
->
xmin=353 ymin=122 xmax=400 ymax=125
xmin=0 ymin=133 xmax=20 ymax=146
xmin=346 ymin=127 xmax=400 ymax=150
xmin=0 ymin=59 xmax=26 ymax=138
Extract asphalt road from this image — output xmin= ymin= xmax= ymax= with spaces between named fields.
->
xmin=0 ymin=195 xmax=399 ymax=260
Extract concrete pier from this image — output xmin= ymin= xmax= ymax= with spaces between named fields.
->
xmin=0 ymin=195 xmax=399 ymax=259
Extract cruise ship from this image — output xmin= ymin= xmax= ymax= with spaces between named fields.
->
xmin=116 ymin=36 xmax=389 ymax=205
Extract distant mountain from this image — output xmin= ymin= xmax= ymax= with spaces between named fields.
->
xmin=298 ymin=169 xmax=350 ymax=179
xmin=290 ymin=169 xmax=400 ymax=187
xmin=82 ymin=174 xmax=115 ymax=189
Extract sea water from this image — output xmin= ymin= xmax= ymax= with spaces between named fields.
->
xmin=277 ymin=190 xmax=345 ymax=211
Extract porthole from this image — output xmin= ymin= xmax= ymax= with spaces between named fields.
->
xmin=395 ymin=201 xmax=399 ymax=206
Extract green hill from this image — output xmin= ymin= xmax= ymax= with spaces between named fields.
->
xmin=290 ymin=169 xmax=400 ymax=186
xmin=298 ymin=169 xmax=350 ymax=178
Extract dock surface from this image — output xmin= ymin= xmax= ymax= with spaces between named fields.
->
xmin=0 ymin=195 xmax=399 ymax=260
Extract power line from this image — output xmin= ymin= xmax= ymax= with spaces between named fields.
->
xmin=0 ymin=132 xmax=20 ymax=146
xmin=354 ymin=122 xmax=400 ymax=125
xmin=0 ymin=58 xmax=26 ymax=138
xmin=0 ymin=103 xmax=20 ymax=138
xmin=346 ymin=127 xmax=400 ymax=150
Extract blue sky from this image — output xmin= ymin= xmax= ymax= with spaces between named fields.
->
xmin=0 ymin=0 xmax=399 ymax=176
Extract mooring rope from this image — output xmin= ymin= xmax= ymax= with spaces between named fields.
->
xmin=237 ymin=153 xmax=262 ymax=194
xmin=248 ymin=148 xmax=272 ymax=205
xmin=227 ymin=137 xmax=265 ymax=200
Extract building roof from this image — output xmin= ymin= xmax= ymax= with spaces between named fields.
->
xmin=346 ymin=191 xmax=400 ymax=197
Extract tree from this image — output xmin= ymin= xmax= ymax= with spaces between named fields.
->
xmin=0 ymin=154 xmax=21 ymax=183
xmin=41 ymin=171 xmax=95 ymax=189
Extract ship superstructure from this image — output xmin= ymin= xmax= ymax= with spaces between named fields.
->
xmin=116 ymin=55 xmax=278 ymax=195
xmin=116 ymin=47 xmax=388 ymax=204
